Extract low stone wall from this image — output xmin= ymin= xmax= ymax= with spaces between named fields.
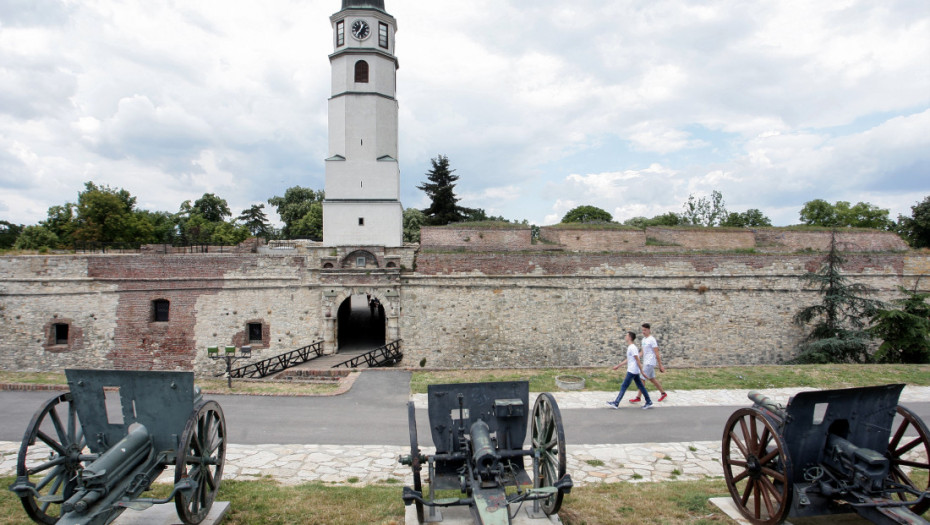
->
xmin=539 ymin=228 xmax=645 ymax=251
xmin=753 ymin=229 xmax=909 ymax=252
xmin=420 ymin=226 xmax=532 ymax=251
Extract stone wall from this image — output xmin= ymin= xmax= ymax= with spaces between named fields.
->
xmin=645 ymin=227 xmax=756 ymax=250
xmin=401 ymin=252 xmax=925 ymax=368
xmin=539 ymin=228 xmax=646 ymax=252
xmin=2 ymin=249 xmax=928 ymax=374
xmin=753 ymin=229 xmax=909 ymax=252
xmin=420 ymin=226 xmax=532 ymax=251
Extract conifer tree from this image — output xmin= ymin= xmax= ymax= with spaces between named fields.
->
xmin=793 ymin=231 xmax=882 ymax=363
xmin=417 ymin=155 xmax=473 ymax=225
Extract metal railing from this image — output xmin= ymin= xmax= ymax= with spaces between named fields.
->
xmin=224 ymin=341 xmax=325 ymax=379
xmin=331 ymin=340 xmax=403 ymax=369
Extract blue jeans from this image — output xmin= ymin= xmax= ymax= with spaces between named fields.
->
xmin=613 ymin=372 xmax=651 ymax=404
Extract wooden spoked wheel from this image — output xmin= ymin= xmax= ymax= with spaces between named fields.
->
xmin=722 ymin=407 xmax=792 ymax=525
xmin=887 ymin=405 xmax=930 ymax=515
xmin=531 ymin=392 xmax=567 ymax=515
xmin=175 ymin=400 xmax=226 ymax=524
xmin=15 ymin=392 xmax=88 ymax=525
xmin=407 ymin=401 xmax=425 ymax=523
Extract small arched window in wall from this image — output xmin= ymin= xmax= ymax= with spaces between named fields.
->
xmin=152 ymin=299 xmax=170 ymax=322
xmin=354 ymin=60 xmax=369 ymax=83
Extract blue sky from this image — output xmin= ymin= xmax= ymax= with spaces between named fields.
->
xmin=1 ymin=0 xmax=928 ymax=228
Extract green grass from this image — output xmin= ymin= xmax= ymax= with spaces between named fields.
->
xmin=410 ymin=364 xmax=930 ymax=394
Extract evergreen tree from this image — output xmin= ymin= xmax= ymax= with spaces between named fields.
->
xmin=403 ymin=208 xmax=426 ymax=243
xmin=238 ymin=204 xmax=272 ymax=238
xmin=869 ymin=286 xmax=930 ymax=364
xmin=417 ymin=155 xmax=473 ymax=225
xmin=793 ymin=231 xmax=882 ymax=363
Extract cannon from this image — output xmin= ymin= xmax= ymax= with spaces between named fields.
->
xmin=9 ymin=369 xmax=226 ymax=525
xmin=399 ymin=381 xmax=573 ymax=524
xmin=721 ymin=384 xmax=930 ymax=524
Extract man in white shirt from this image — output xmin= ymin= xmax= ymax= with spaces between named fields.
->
xmin=607 ymin=331 xmax=653 ymax=409
xmin=630 ymin=323 xmax=668 ymax=403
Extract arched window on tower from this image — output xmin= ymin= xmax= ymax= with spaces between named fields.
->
xmin=354 ymin=60 xmax=369 ymax=83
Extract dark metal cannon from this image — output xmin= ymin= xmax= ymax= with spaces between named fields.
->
xmin=722 ymin=384 xmax=930 ymax=524
xmin=399 ymin=381 xmax=573 ymax=524
xmin=9 ymin=369 xmax=226 ymax=525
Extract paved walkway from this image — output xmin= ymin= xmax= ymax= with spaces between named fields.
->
xmin=3 ymin=386 xmax=926 ymax=487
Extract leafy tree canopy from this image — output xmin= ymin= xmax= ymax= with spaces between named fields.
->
xmin=799 ymin=199 xmax=893 ymax=229
xmin=14 ymin=225 xmax=59 ymax=251
xmin=623 ymin=212 xmax=682 ymax=229
xmin=403 ymin=208 xmax=426 ymax=243
xmin=190 ymin=193 xmax=232 ymax=222
xmin=0 ymin=220 xmax=24 ymax=249
xmin=417 ymin=155 xmax=475 ymax=226
xmin=561 ymin=205 xmax=613 ymax=224
xmin=267 ymin=186 xmax=325 ymax=238
xmin=680 ymin=190 xmax=727 ymax=227
xmin=896 ymin=195 xmax=930 ymax=248
xmin=720 ymin=208 xmax=773 ymax=228
xmin=291 ymin=202 xmax=323 ymax=240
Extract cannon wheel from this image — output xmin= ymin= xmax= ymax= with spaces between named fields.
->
xmin=407 ymin=401 xmax=425 ymax=523
xmin=175 ymin=400 xmax=226 ymax=525
xmin=15 ymin=392 xmax=86 ymax=525
xmin=888 ymin=405 xmax=930 ymax=515
xmin=531 ymin=392 xmax=566 ymax=515
xmin=722 ymin=407 xmax=792 ymax=525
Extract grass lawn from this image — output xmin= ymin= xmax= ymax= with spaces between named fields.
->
xmin=409 ymin=364 xmax=930 ymax=394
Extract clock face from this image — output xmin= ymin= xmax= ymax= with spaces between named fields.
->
xmin=352 ymin=20 xmax=370 ymax=40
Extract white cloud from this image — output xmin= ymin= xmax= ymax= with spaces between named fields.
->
xmin=0 ymin=0 xmax=927 ymax=230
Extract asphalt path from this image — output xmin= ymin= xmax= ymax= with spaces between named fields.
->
xmin=1 ymin=371 xmax=928 ymax=448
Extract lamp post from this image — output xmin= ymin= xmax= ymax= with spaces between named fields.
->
xmin=208 ymin=345 xmax=252 ymax=388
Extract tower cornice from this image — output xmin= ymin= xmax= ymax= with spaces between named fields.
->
xmin=329 ymin=47 xmax=399 ymax=69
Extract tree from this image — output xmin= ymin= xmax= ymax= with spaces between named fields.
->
xmin=191 ymin=193 xmax=231 ymax=222
xmin=14 ymin=225 xmax=59 ymax=251
xmin=799 ymin=199 xmax=893 ymax=229
xmin=793 ymin=231 xmax=883 ymax=363
xmin=267 ymin=186 xmax=325 ymax=238
xmin=0 ymin=220 xmax=23 ymax=249
xmin=238 ymin=204 xmax=271 ymax=238
xmin=680 ymin=190 xmax=727 ymax=227
xmin=897 ymin=195 xmax=930 ymax=248
xmin=721 ymin=209 xmax=772 ymax=228
xmin=869 ymin=287 xmax=930 ymax=364
xmin=291 ymin=202 xmax=323 ymax=239
xmin=561 ymin=205 xmax=613 ymax=224
xmin=417 ymin=155 xmax=474 ymax=225
xmin=403 ymin=208 xmax=426 ymax=243
xmin=72 ymin=182 xmax=155 ymax=245
xmin=42 ymin=203 xmax=77 ymax=247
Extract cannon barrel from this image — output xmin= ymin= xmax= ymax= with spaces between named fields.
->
xmin=470 ymin=420 xmax=499 ymax=473
xmin=748 ymin=392 xmax=786 ymax=420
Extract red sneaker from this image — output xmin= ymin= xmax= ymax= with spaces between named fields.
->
xmin=658 ymin=392 xmax=668 ymax=402
xmin=629 ymin=397 xmax=641 ymax=403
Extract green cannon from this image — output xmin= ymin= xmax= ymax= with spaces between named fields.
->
xmin=400 ymin=381 xmax=573 ymax=524
xmin=9 ymin=369 xmax=226 ymax=525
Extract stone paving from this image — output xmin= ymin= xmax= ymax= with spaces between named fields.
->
xmin=411 ymin=385 xmax=930 ymax=410
xmin=3 ymin=386 xmax=926 ymax=487
xmin=0 ymin=440 xmax=724 ymax=486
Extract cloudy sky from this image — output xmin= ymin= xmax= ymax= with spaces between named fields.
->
xmin=1 ymin=0 xmax=928 ymax=228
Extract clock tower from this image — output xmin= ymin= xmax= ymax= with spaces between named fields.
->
xmin=323 ymin=0 xmax=403 ymax=247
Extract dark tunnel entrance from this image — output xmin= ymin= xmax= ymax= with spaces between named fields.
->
xmin=336 ymin=294 xmax=386 ymax=350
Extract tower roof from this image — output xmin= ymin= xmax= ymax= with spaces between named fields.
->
xmin=342 ymin=0 xmax=385 ymax=10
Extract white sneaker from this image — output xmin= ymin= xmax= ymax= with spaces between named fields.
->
xmin=642 ymin=402 xmax=654 ymax=410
